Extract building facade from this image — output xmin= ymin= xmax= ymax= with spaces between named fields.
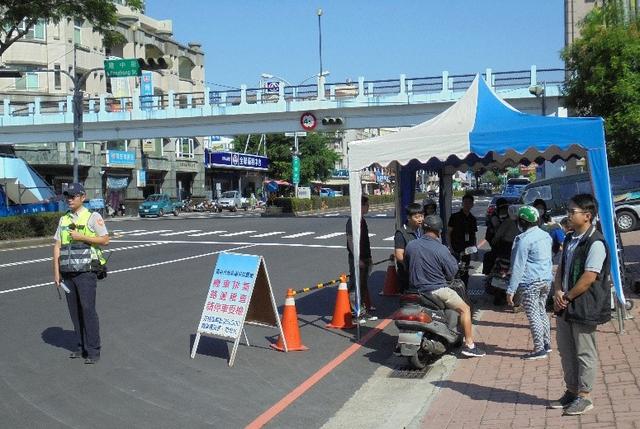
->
xmin=0 ymin=3 xmax=206 ymax=211
xmin=565 ymin=0 xmax=601 ymax=46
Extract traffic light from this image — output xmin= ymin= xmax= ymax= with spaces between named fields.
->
xmin=137 ymin=56 xmax=172 ymax=71
xmin=321 ymin=117 xmax=344 ymax=126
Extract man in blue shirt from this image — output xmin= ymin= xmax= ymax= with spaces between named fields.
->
xmin=506 ymin=206 xmax=553 ymax=361
xmin=405 ymin=215 xmax=485 ymax=357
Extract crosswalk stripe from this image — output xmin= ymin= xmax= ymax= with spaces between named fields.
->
xmin=129 ymin=230 xmax=172 ymax=236
xmin=314 ymin=232 xmax=345 ymax=240
xmin=160 ymin=230 xmax=201 ymax=236
xmin=188 ymin=230 xmax=227 ymax=237
xmin=116 ymin=229 xmax=147 ymax=235
xmin=250 ymin=231 xmax=285 ymax=238
xmin=383 ymin=236 xmax=395 ymax=241
xmin=368 ymin=233 xmax=376 ymax=237
xmin=219 ymin=231 xmax=257 ymax=237
xmin=281 ymin=232 xmax=315 ymax=239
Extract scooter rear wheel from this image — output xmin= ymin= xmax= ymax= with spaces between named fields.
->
xmin=409 ymin=350 xmax=430 ymax=370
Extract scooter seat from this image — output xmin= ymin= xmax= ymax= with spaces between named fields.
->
xmin=401 ymin=289 xmax=446 ymax=310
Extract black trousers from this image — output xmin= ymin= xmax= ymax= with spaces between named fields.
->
xmin=63 ymin=272 xmax=100 ymax=359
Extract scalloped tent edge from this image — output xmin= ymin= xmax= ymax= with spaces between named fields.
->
xmin=346 ymin=75 xmax=625 ymax=318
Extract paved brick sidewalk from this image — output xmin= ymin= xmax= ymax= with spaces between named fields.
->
xmin=419 ymin=232 xmax=640 ymax=429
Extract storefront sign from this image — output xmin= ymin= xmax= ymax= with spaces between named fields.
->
xmin=296 ymin=186 xmax=311 ymax=199
xmin=142 ymin=140 xmax=156 ymax=153
xmin=332 ymin=169 xmax=349 ymax=178
xmin=106 ymin=176 xmax=129 ymax=190
xmin=190 ymin=252 xmax=284 ymax=367
xmin=205 ymin=150 xmax=269 ymax=171
xmin=106 ymin=150 xmax=136 ymax=167
xmin=136 ymin=170 xmax=146 ymax=188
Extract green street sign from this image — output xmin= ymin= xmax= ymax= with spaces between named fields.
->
xmin=292 ymin=156 xmax=300 ymax=185
xmin=104 ymin=58 xmax=141 ymax=78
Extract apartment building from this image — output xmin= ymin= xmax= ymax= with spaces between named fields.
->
xmin=0 ymin=2 xmax=206 ymax=211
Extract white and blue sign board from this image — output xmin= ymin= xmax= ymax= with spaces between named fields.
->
xmin=205 ymin=150 xmax=270 ymax=171
xmin=140 ymin=71 xmax=154 ymax=110
xmin=191 ymin=252 xmax=285 ymax=366
xmin=106 ymin=150 xmax=136 ymax=167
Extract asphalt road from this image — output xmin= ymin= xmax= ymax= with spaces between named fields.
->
xmin=0 ymin=198 xmax=491 ymax=429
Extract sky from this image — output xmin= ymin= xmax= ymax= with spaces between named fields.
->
xmin=145 ymin=0 xmax=565 ymax=90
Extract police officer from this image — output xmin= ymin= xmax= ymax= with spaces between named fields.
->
xmin=53 ymin=184 xmax=109 ymax=364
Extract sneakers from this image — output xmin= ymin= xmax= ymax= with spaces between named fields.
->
xmin=549 ymin=391 xmax=578 ymax=409
xmin=521 ymin=349 xmax=548 ymax=360
xmin=69 ymin=350 xmax=86 ymax=359
xmin=84 ymin=357 xmax=100 ymax=365
xmin=564 ymin=397 xmax=594 ymax=415
xmin=461 ymin=344 xmax=486 ymax=357
xmin=544 ymin=342 xmax=553 ymax=353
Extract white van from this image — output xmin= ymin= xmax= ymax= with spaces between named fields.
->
xmin=217 ymin=190 xmax=242 ymax=212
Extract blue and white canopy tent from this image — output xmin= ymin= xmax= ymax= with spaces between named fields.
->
xmin=347 ymin=76 xmax=625 ymax=327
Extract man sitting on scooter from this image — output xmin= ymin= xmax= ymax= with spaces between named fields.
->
xmin=404 ymin=215 xmax=486 ymax=358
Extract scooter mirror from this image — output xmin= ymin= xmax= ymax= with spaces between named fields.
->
xmin=464 ymin=246 xmax=478 ymax=255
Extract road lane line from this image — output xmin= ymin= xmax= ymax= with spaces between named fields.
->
xmin=250 ymin=232 xmax=285 ymax=238
xmin=0 ymin=242 xmax=165 ymax=268
xmin=246 ymin=318 xmax=393 ymax=429
xmin=314 ymin=232 xmax=345 ymax=240
xmin=0 ymin=244 xmax=255 ymax=295
xmin=116 ymin=229 xmax=147 ymax=235
xmin=219 ymin=230 xmax=257 ymax=237
xmin=189 ymin=230 xmax=227 ymax=237
xmin=281 ymin=232 xmax=315 ymax=239
xmin=106 ymin=239 xmax=394 ymax=251
xmin=160 ymin=230 xmax=201 ymax=236
xmin=383 ymin=236 xmax=395 ymax=241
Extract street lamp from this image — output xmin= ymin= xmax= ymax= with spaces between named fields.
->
xmin=528 ymin=82 xmax=546 ymax=116
xmin=317 ymin=8 xmax=323 ymax=79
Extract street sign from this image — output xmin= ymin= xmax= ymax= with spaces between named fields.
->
xmin=265 ymin=81 xmax=280 ymax=93
xmin=292 ymin=156 xmax=300 ymax=185
xmin=190 ymin=252 xmax=285 ymax=366
xmin=104 ymin=58 xmax=141 ymax=78
xmin=300 ymin=112 xmax=317 ymax=131
xmin=284 ymin=132 xmax=307 ymax=137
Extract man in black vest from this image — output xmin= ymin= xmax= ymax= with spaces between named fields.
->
xmin=550 ymin=194 xmax=610 ymax=416
xmin=394 ymin=203 xmax=424 ymax=292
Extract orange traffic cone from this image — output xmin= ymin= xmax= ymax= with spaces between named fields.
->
xmin=380 ymin=254 xmax=401 ymax=296
xmin=327 ymin=274 xmax=356 ymax=329
xmin=271 ymin=289 xmax=308 ymax=352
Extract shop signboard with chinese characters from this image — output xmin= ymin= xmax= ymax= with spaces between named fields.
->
xmin=106 ymin=150 xmax=136 ymax=167
xmin=190 ymin=252 xmax=285 ymax=366
xmin=205 ymin=150 xmax=269 ymax=171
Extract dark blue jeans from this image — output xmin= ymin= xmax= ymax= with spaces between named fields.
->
xmin=63 ymin=272 xmax=100 ymax=359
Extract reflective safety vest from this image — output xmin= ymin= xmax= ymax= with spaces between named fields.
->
xmin=59 ymin=209 xmax=106 ymax=273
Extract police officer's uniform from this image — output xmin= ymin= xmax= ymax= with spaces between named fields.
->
xmin=54 ymin=193 xmax=108 ymax=362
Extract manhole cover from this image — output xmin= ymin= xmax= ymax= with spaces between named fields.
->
xmin=388 ymin=363 xmax=430 ymax=379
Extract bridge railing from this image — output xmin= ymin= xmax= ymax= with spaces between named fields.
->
xmin=0 ymin=66 xmax=565 ymax=118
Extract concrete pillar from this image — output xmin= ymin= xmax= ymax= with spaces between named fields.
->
xmin=240 ymin=84 xmax=247 ymax=105
xmin=485 ymin=68 xmax=493 ymax=88
xmin=530 ymin=65 xmax=537 ymax=86
xmin=34 ymin=98 xmax=41 ymax=116
xmin=204 ymin=87 xmax=211 ymax=106
xmin=399 ymin=74 xmax=406 ymax=95
xmin=442 ymin=71 xmax=449 ymax=92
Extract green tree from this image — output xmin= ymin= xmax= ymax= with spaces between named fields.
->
xmin=0 ymin=0 xmax=143 ymax=56
xmin=562 ymin=1 xmax=640 ymax=165
xmin=481 ymin=170 xmax=501 ymax=187
xmin=232 ymin=133 xmax=339 ymax=185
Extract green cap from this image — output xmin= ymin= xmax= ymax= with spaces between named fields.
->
xmin=518 ymin=205 xmax=539 ymax=223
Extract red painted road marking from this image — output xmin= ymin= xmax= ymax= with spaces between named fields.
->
xmin=245 ymin=318 xmax=393 ymax=429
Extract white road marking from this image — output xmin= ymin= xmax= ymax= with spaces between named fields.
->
xmin=189 ymin=230 xmax=227 ymax=237
xmin=0 ymin=243 xmax=52 ymax=252
xmin=129 ymin=230 xmax=172 ymax=236
xmin=315 ymin=232 xmax=345 ymax=240
xmin=115 ymin=229 xmax=147 ymax=235
xmin=0 ymin=244 xmax=256 ymax=295
xmin=0 ymin=242 xmax=165 ymax=268
xmin=250 ymin=231 xmax=285 ymax=238
xmin=219 ymin=231 xmax=256 ymax=237
xmin=324 ymin=213 xmax=340 ymax=217
xmin=383 ymin=236 xmax=395 ymax=241
xmin=107 ymin=238 xmax=393 ymax=251
xmin=368 ymin=233 xmax=376 ymax=237
xmin=281 ymin=232 xmax=315 ymax=239
xmin=160 ymin=230 xmax=201 ymax=236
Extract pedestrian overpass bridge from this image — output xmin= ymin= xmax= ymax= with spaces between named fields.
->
xmin=0 ymin=66 xmax=564 ymax=144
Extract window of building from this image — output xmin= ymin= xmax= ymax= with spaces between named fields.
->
xmin=15 ymin=68 xmax=39 ymax=91
xmin=18 ymin=19 xmax=46 ymax=41
xmin=176 ymin=138 xmax=194 ymax=159
xmin=74 ymin=19 xmax=83 ymax=45
xmin=106 ymin=140 xmax=128 ymax=151
xmin=54 ymin=64 xmax=61 ymax=90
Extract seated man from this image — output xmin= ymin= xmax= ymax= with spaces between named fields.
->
xmin=394 ymin=203 xmax=424 ymax=292
xmin=404 ymin=215 xmax=485 ymax=358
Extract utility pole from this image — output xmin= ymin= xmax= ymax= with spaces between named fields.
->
xmin=72 ymin=44 xmax=82 ymax=183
